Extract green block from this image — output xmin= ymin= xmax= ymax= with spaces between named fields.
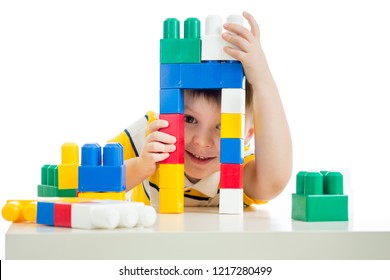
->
xmin=160 ymin=17 xmax=201 ymax=63
xmin=58 ymin=189 xmax=77 ymax=197
xmin=37 ymin=184 xmax=45 ymax=196
xmin=292 ymin=194 xmax=348 ymax=222
xmin=160 ymin=38 xmax=201 ymax=63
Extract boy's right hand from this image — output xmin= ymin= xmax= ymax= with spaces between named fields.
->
xmin=139 ymin=119 xmax=177 ymax=177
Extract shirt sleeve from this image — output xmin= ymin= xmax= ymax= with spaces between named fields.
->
xmin=107 ymin=111 xmax=156 ymax=160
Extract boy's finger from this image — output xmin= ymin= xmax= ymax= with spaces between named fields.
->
xmin=147 ymin=131 xmax=176 ymax=144
xmin=243 ymin=11 xmax=260 ymax=39
xmin=145 ymin=141 xmax=176 ymax=154
xmin=222 ymin=32 xmax=250 ymax=53
xmin=148 ymin=119 xmax=169 ymax=133
xmin=223 ymin=22 xmax=253 ymax=42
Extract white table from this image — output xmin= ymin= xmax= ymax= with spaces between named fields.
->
xmin=5 ymin=204 xmax=390 ymax=259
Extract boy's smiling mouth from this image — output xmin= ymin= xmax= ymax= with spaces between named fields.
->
xmin=186 ymin=150 xmax=217 ymax=164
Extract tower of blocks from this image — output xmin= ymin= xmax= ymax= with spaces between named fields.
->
xmin=78 ymin=143 xmax=127 ymax=200
xmin=292 ymin=170 xmax=349 ymax=222
xmin=159 ymin=14 xmax=245 ymax=214
xmin=37 ymin=143 xmax=79 ymax=198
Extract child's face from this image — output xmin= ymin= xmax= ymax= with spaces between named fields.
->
xmin=183 ymin=94 xmax=221 ymax=182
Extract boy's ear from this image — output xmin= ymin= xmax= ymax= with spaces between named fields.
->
xmin=244 ymin=127 xmax=255 ymax=145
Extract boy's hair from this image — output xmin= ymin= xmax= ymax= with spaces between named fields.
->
xmin=184 ymin=79 xmax=253 ymax=112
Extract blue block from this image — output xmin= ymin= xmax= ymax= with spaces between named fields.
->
xmin=160 ymin=89 xmax=184 ymax=114
xmin=37 ymin=201 xmax=55 ymax=226
xmin=220 ymin=138 xmax=244 ymax=164
xmin=78 ymin=165 xmax=126 ymax=192
xmin=81 ymin=143 xmax=102 ymax=166
xmin=78 ymin=142 xmax=126 ymax=192
xmin=160 ymin=62 xmax=244 ymax=89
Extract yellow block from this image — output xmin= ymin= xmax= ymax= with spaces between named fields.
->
xmin=78 ymin=192 xmax=126 ymax=201
xmin=2 ymin=200 xmax=37 ymax=222
xmin=159 ymin=188 xmax=184 ymax=214
xmin=58 ymin=164 xmax=78 ymax=189
xmin=220 ymin=113 xmax=245 ymax=139
xmin=61 ymin=142 xmax=79 ymax=164
xmin=158 ymin=164 xmax=184 ymax=189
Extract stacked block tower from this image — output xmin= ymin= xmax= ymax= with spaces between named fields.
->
xmin=37 ymin=143 xmax=79 ymax=198
xmin=159 ymin=15 xmax=245 ymax=214
xmin=292 ymin=170 xmax=349 ymax=221
xmin=78 ymin=143 xmax=127 ymax=200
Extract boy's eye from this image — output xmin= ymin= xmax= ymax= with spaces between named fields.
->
xmin=216 ymin=124 xmax=221 ymax=130
xmin=184 ymin=115 xmax=197 ymax=124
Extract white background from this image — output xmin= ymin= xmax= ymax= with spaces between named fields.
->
xmin=1 ymin=0 xmax=390 ymax=272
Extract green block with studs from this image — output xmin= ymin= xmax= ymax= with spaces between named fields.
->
xmin=292 ymin=170 xmax=348 ymax=222
xmin=160 ymin=18 xmax=201 ymax=63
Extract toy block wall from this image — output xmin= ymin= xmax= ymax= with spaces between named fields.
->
xmin=35 ymin=200 xmax=156 ymax=229
xmin=38 ymin=164 xmax=77 ymax=198
xmin=292 ymin=170 xmax=349 ymax=222
xmin=159 ymin=14 xmax=245 ymax=214
xmin=78 ymin=143 xmax=126 ymax=200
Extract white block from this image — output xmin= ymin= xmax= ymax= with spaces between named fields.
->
xmin=91 ymin=200 xmax=140 ymax=228
xmin=219 ymin=188 xmax=243 ymax=214
xmin=138 ymin=205 xmax=157 ymax=227
xmin=202 ymin=15 xmax=243 ymax=61
xmin=72 ymin=203 xmax=120 ymax=229
xmin=221 ymin=88 xmax=246 ymax=114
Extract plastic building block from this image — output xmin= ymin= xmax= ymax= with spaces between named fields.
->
xmin=159 ymin=188 xmax=184 ymax=213
xmin=77 ymin=191 xmax=126 ymax=200
xmin=220 ymin=164 xmax=244 ymax=189
xmin=160 ymin=62 xmax=244 ymax=89
xmin=160 ymin=17 xmax=201 ymax=63
xmin=220 ymin=138 xmax=244 ymax=164
xmin=219 ymin=188 xmax=243 ymax=214
xmin=202 ymin=15 xmax=243 ymax=61
xmin=159 ymin=114 xmax=184 ymax=138
xmin=158 ymin=164 xmax=185 ymax=189
xmin=2 ymin=200 xmax=37 ymax=222
xmin=160 ymin=89 xmax=184 ymax=114
xmin=78 ymin=143 xmax=126 ymax=192
xmin=292 ymin=170 xmax=349 ymax=222
xmin=54 ymin=202 xmax=72 ymax=227
xmin=220 ymin=113 xmax=245 ymax=139
xmin=221 ymin=88 xmax=245 ymax=114
xmin=58 ymin=142 xmax=79 ymax=190
xmin=37 ymin=201 xmax=55 ymax=226
xmin=159 ymin=114 xmax=184 ymax=164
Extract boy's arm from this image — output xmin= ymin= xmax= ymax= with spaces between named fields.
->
xmin=223 ymin=11 xmax=293 ymax=201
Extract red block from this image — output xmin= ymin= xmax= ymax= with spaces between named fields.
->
xmin=160 ymin=138 xmax=184 ymax=164
xmin=54 ymin=202 xmax=72 ymax=227
xmin=220 ymin=164 xmax=243 ymax=189
xmin=159 ymin=114 xmax=184 ymax=138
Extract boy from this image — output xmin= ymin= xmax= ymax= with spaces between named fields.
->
xmin=109 ymin=11 xmax=292 ymax=207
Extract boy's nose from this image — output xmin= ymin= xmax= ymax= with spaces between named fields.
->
xmin=193 ymin=131 xmax=214 ymax=147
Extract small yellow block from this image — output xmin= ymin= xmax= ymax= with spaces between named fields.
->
xmin=158 ymin=164 xmax=184 ymax=189
xmin=58 ymin=164 xmax=78 ymax=189
xmin=61 ymin=142 xmax=79 ymax=164
xmin=58 ymin=142 xmax=79 ymax=190
xmin=2 ymin=200 xmax=36 ymax=222
xmin=78 ymin=192 xmax=126 ymax=201
xmin=220 ymin=113 xmax=245 ymax=139
xmin=159 ymin=188 xmax=184 ymax=214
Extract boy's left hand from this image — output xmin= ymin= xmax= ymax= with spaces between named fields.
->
xmin=222 ymin=11 xmax=270 ymax=88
